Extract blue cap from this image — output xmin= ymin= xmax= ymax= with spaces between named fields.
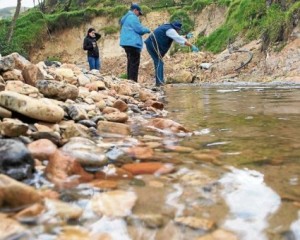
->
xmin=171 ymin=21 xmax=182 ymax=30
xmin=130 ymin=3 xmax=143 ymax=15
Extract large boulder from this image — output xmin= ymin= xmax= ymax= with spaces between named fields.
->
xmin=2 ymin=69 xmax=24 ymax=81
xmin=0 ymin=55 xmax=15 ymax=72
xmin=0 ymin=91 xmax=64 ymax=123
xmin=5 ymin=80 xmax=39 ymax=95
xmin=36 ymin=80 xmax=79 ymax=101
xmin=22 ymin=63 xmax=45 ymax=86
xmin=10 ymin=52 xmax=31 ymax=71
xmin=0 ymin=139 xmax=35 ymax=180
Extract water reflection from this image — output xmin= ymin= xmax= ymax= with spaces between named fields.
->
xmin=165 ymin=84 xmax=300 ymax=239
xmin=220 ymin=167 xmax=281 ymax=240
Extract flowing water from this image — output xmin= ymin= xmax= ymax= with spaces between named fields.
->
xmin=163 ymin=84 xmax=300 ymax=240
xmin=7 ymin=84 xmax=300 ymax=240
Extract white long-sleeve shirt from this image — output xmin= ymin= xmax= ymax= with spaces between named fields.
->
xmin=166 ymin=29 xmax=186 ymax=45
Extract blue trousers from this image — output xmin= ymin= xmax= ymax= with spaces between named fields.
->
xmin=146 ymin=42 xmax=164 ymax=86
xmin=88 ymin=56 xmax=100 ymax=70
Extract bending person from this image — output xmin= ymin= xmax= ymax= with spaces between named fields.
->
xmin=120 ymin=4 xmax=150 ymax=82
xmin=145 ymin=21 xmax=199 ymax=87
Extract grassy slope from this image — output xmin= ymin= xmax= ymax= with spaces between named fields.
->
xmin=0 ymin=0 xmax=299 ymax=57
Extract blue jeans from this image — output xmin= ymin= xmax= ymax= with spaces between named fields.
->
xmin=146 ymin=42 xmax=164 ymax=86
xmin=88 ymin=56 xmax=100 ymax=70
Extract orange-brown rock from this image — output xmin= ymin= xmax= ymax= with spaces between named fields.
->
xmin=22 ymin=63 xmax=44 ymax=86
xmin=45 ymin=150 xmax=93 ymax=188
xmin=148 ymin=118 xmax=189 ymax=133
xmin=139 ymin=90 xmax=157 ymax=102
xmin=112 ymin=99 xmax=128 ymax=112
xmin=97 ymin=121 xmax=131 ymax=135
xmin=14 ymin=203 xmax=44 ymax=220
xmin=125 ymin=146 xmax=154 ymax=160
xmin=0 ymin=174 xmax=42 ymax=208
xmin=144 ymin=100 xmax=164 ymax=110
xmin=28 ymin=139 xmax=57 ymax=161
xmin=102 ymin=106 xmax=119 ymax=114
xmin=122 ymin=162 xmax=174 ymax=175
xmin=104 ymin=112 xmax=128 ymax=123
xmin=89 ymin=180 xmax=118 ymax=190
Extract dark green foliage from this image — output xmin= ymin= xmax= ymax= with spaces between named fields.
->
xmin=170 ymin=10 xmax=194 ymax=34
xmin=101 ymin=25 xmax=119 ymax=35
xmin=191 ymin=0 xmax=212 ymax=12
xmin=0 ymin=10 xmax=47 ymax=57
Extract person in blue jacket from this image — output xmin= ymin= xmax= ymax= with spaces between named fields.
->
xmin=145 ymin=21 xmax=199 ymax=87
xmin=120 ymin=4 xmax=150 ymax=82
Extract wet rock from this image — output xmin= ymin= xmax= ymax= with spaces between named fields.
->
xmin=5 ymin=80 xmax=40 ymax=95
xmin=196 ymin=229 xmax=238 ymax=240
xmin=148 ymin=118 xmax=189 ymax=133
xmin=0 ymin=106 xmax=12 ymax=118
xmin=2 ymin=69 xmax=24 ymax=81
xmin=91 ymin=190 xmax=137 ymax=217
xmin=0 ymin=214 xmax=26 ymax=239
xmin=61 ymin=137 xmax=108 ymax=167
xmin=27 ymin=139 xmax=57 ymax=161
xmin=0 ymin=139 xmax=34 ymax=180
xmin=193 ymin=153 xmax=222 ymax=165
xmin=144 ymin=99 xmax=164 ymax=110
xmin=30 ymin=131 xmax=61 ymax=146
xmin=127 ymin=214 xmax=165 ymax=228
xmin=89 ymin=179 xmax=118 ymax=190
xmin=45 ymin=150 xmax=93 ymax=188
xmin=56 ymin=226 xmax=107 ymax=240
xmin=0 ymin=174 xmax=42 ymax=208
xmin=36 ymin=80 xmax=79 ymax=101
xmin=0 ymin=118 xmax=28 ymax=137
xmin=22 ymin=63 xmax=45 ymax=86
xmin=139 ymin=90 xmax=157 ymax=102
xmin=165 ymin=145 xmax=194 ymax=153
xmin=78 ymin=120 xmax=97 ymax=128
xmin=125 ymin=146 xmax=154 ymax=160
xmin=0 ymin=55 xmax=15 ymax=72
xmin=67 ymin=105 xmax=88 ymax=121
xmin=122 ymin=162 xmax=174 ymax=175
xmin=45 ymin=198 xmax=83 ymax=220
xmin=104 ymin=112 xmax=128 ymax=123
xmin=61 ymin=123 xmax=91 ymax=140
xmin=113 ymin=99 xmax=128 ymax=112
xmin=14 ymin=203 xmax=44 ymax=221
xmin=174 ymin=216 xmax=215 ymax=231
xmin=0 ymin=91 xmax=64 ymax=123
xmin=97 ymin=121 xmax=130 ymax=135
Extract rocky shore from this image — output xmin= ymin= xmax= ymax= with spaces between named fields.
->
xmin=1 ymin=53 xmax=238 ymax=239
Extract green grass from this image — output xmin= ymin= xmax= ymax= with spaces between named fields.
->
xmin=101 ymin=25 xmax=119 ymax=35
xmin=170 ymin=9 xmax=194 ymax=34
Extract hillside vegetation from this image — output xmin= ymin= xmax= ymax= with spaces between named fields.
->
xmin=0 ymin=0 xmax=299 ymax=58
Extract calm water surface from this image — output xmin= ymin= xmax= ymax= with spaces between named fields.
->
xmin=164 ymin=84 xmax=300 ymax=240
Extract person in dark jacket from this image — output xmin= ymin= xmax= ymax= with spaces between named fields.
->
xmin=83 ymin=28 xmax=101 ymax=70
xmin=145 ymin=21 xmax=199 ymax=86
xmin=120 ymin=4 xmax=150 ymax=82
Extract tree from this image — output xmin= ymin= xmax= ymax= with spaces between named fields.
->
xmin=6 ymin=0 xmax=22 ymax=43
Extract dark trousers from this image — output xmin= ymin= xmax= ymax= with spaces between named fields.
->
xmin=124 ymin=46 xmax=140 ymax=82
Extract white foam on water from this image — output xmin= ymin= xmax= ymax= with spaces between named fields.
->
xmin=219 ymin=167 xmax=281 ymax=240
xmin=90 ymin=217 xmax=131 ymax=240
xmin=165 ymin=183 xmax=185 ymax=217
